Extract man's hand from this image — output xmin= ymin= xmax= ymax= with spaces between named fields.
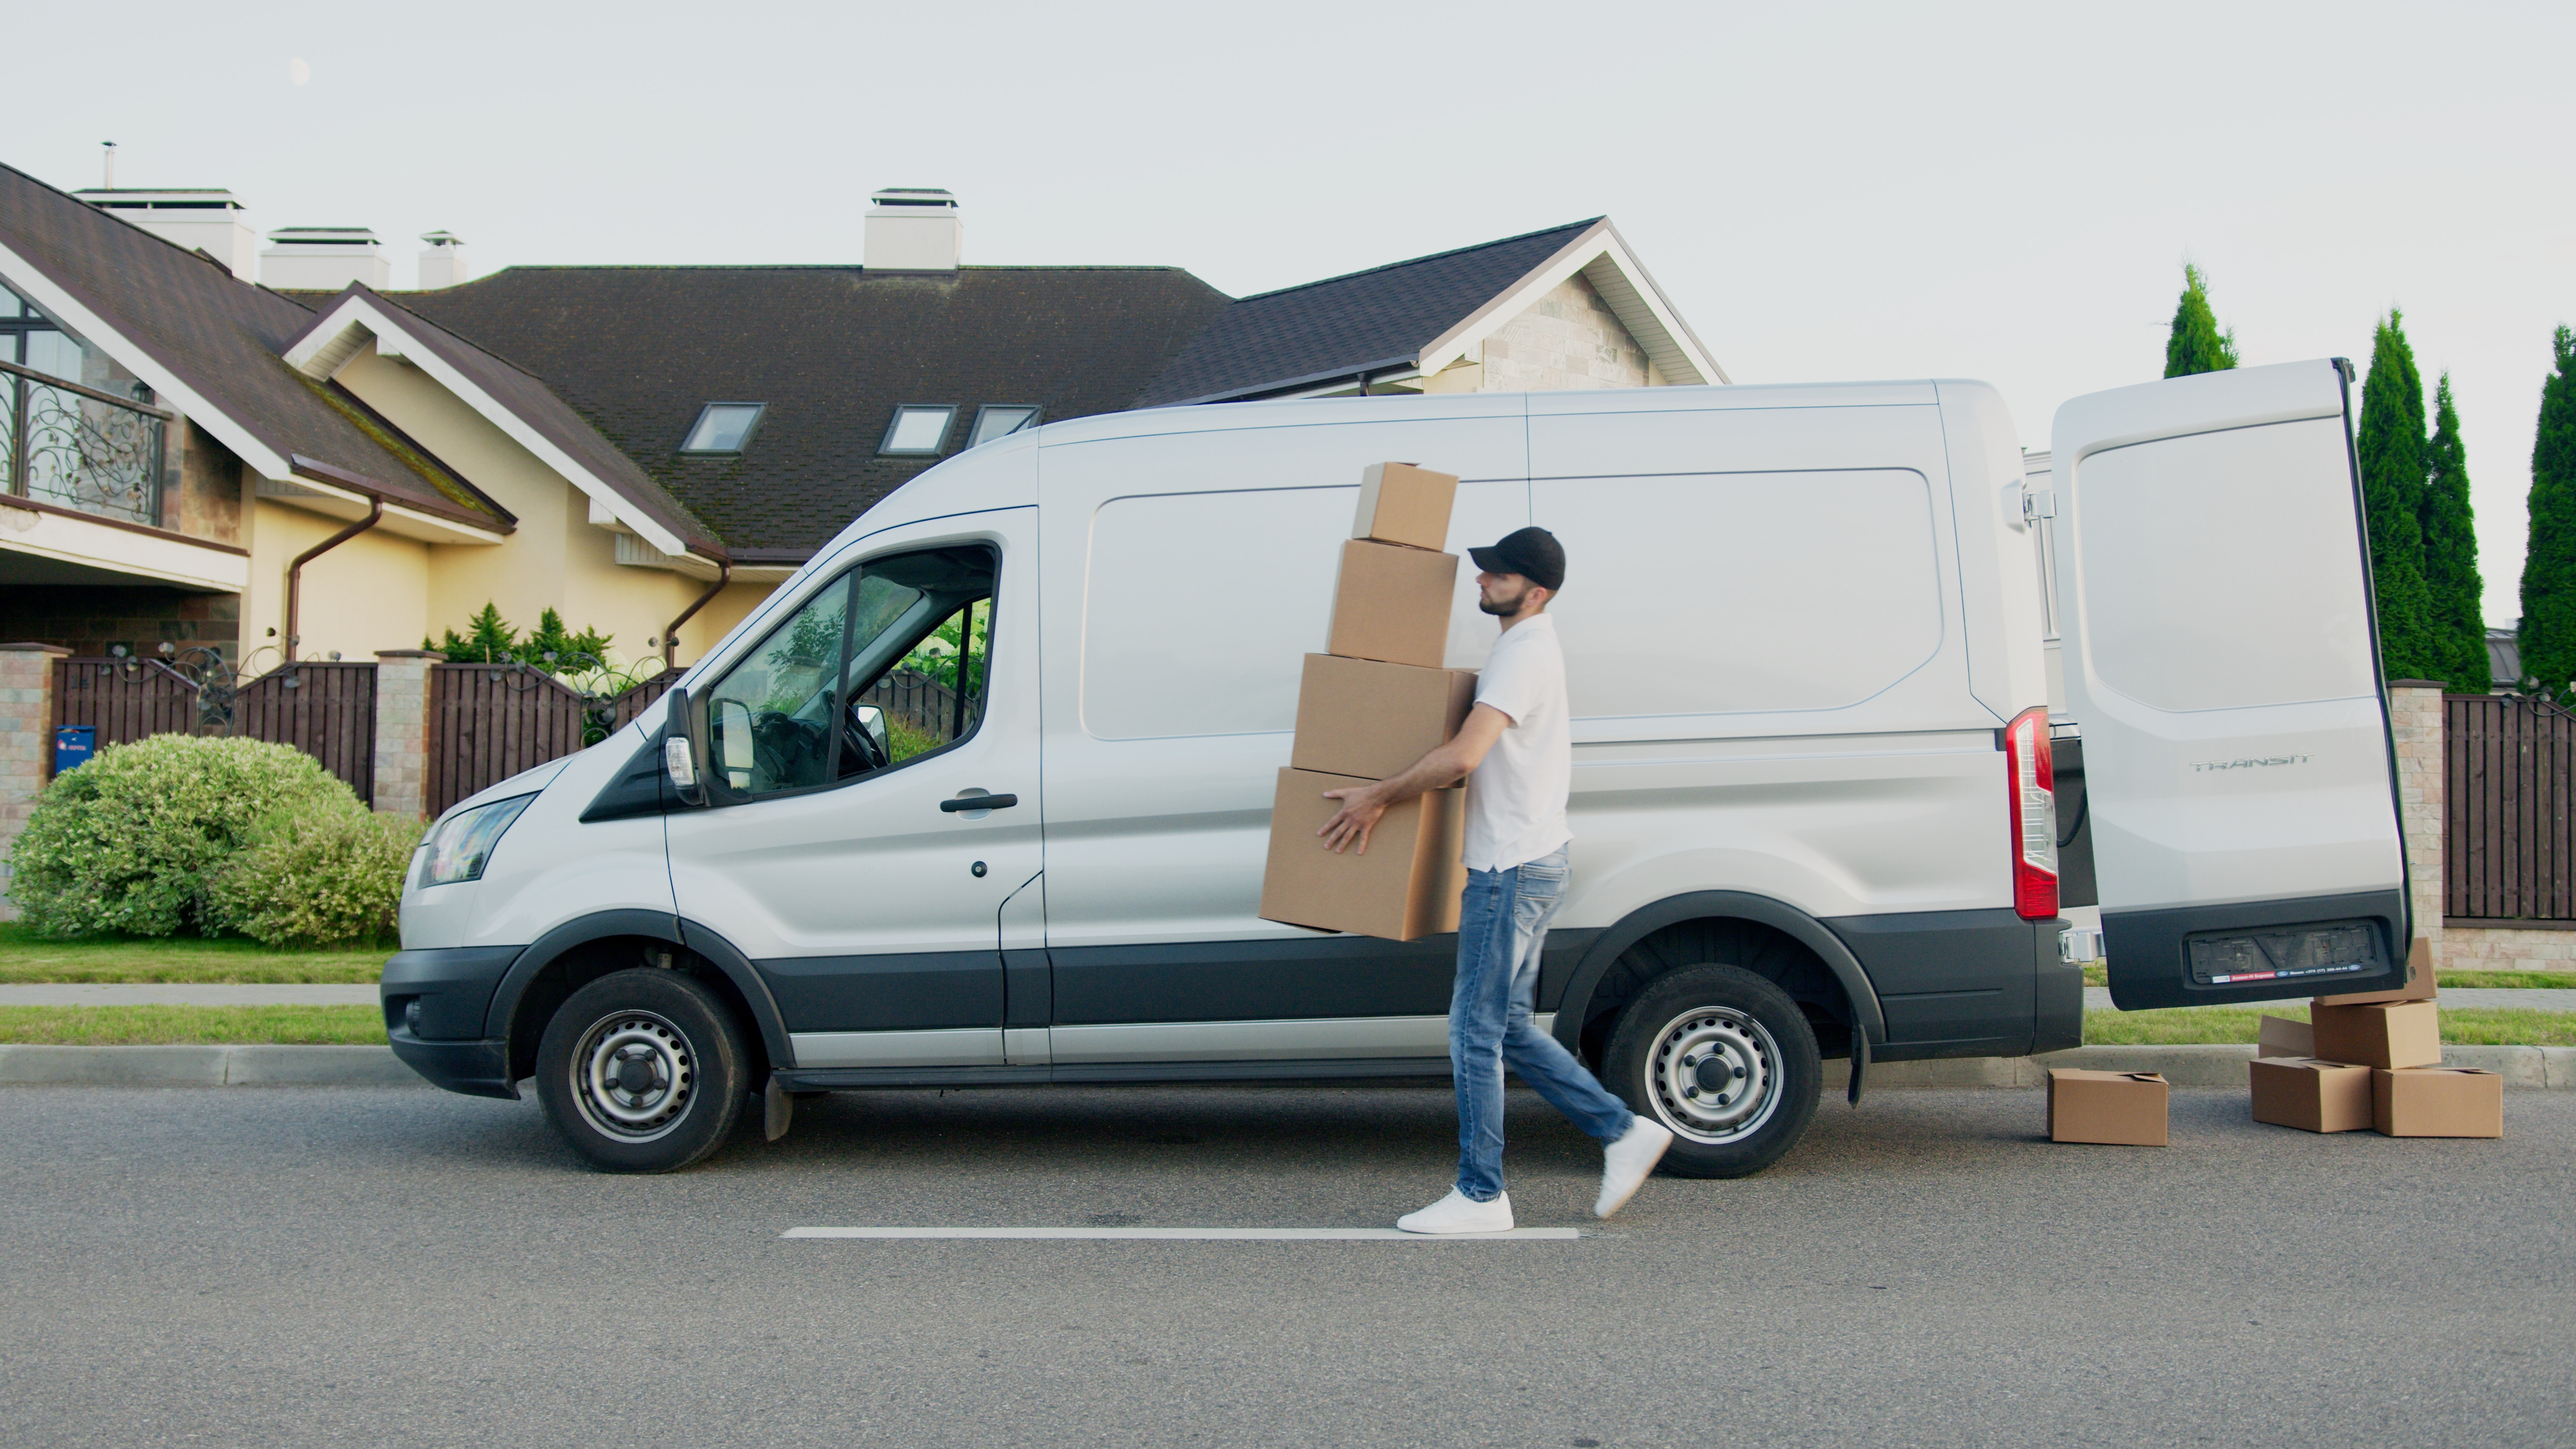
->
xmin=1317 ymin=782 xmax=1390 ymax=854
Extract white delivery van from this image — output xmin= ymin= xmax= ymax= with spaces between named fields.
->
xmin=384 ymin=359 xmax=2411 ymax=1175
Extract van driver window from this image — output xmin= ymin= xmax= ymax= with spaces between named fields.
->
xmin=701 ymin=545 xmax=998 ymax=799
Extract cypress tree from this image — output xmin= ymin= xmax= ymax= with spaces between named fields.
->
xmin=2419 ymin=374 xmax=2489 ymax=691
xmin=2520 ymin=326 xmax=2576 ymax=693
xmin=2163 ymin=264 xmax=2241 ymax=378
xmin=2357 ymin=310 xmax=2435 ymax=680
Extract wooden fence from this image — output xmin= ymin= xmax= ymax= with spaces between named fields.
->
xmin=426 ymin=666 xmax=677 ymax=815
xmin=52 ymin=657 xmax=378 ymax=803
xmin=2446 ymin=692 xmax=2576 ymax=920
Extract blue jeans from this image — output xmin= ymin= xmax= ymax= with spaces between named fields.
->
xmin=1450 ymin=847 xmax=1634 ymax=1201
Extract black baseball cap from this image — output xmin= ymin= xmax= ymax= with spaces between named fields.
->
xmin=1468 ymin=526 xmax=1566 ymax=592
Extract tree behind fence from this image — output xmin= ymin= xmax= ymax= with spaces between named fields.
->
xmin=2446 ymin=692 xmax=2576 ymax=920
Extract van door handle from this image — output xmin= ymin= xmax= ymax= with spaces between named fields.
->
xmin=940 ymin=793 xmax=1019 ymax=813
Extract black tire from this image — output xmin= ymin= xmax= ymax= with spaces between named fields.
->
xmin=535 ymin=968 xmax=749 ymax=1173
xmin=1601 ymin=963 xmax=1822 ymax=1179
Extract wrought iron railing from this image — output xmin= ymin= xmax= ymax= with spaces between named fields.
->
xmin=0 ymin=356 xmax=169 ymax=528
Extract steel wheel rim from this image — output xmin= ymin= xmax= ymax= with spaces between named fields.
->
xmin=1643 ymin=1005 xmax=1782 ymax=1145
xmin=571 ymin=1008 xmax=695 ymax=1143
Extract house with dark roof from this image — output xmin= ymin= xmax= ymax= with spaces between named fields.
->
xmin=0 ymin=165 xmax=1721 ymax=669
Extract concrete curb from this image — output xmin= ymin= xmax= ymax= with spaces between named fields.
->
xmin=2 ymin=1043 xmax=2571 ymax=1090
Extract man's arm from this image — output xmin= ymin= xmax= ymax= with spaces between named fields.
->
xmin=1314 ymin=703 xmax=1513 ymax=854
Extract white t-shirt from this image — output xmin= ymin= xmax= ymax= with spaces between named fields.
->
xmin=1462 ymin=612 xmax=1572 ymax=871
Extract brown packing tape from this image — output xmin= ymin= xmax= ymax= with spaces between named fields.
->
xmin=1258 ymin=767 xmax=1466 ymax=942
xmin=2249 ymin=1057 xmax=2374 ymax=1133
xmin=1351 ymin=462 xmax=1459 ymax=552
xmin=2373 ymin=1067 xmax=2503 ymax=1138
xmin=1289 ymin=654 xmax=1478 ymax=780
xmin=1325 ymin=540 xmax=1458 ymax=669
xmin=2315 ymin=936 xmax=2437 ymax=1007
xmin=2046 ymin=1068 xmax=2168 ymax=1145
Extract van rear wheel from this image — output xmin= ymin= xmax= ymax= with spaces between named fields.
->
xmin=535 ymin=968 xmax=749 ymax=1173
xmin=1602 ymin=964 xmax=1821 ymax=1179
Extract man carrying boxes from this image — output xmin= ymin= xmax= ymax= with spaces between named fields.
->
xmin=1263 ymin=464 xmax=1672 ymax=1234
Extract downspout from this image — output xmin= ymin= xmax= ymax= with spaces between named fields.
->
xmin=663 ymin=560 xmax=732 ymax=671
xmin=284 ymin=497 xmax=383 ymax=662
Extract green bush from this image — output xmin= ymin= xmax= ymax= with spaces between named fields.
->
xmin=7 ymin=735 xmax=367 ymax=938
xmin=209 ymin=809 xmax=423 ymax=948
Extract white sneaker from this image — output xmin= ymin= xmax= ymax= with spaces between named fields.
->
xmin=1594 ymin=1116 xmax=1674 ymax=1219
xmin=1396 ymin=1188 xmax=1514 ymax=1234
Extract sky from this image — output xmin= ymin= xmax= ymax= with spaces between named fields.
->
xmin=12 ymin=0 xmax=2572 ymax=624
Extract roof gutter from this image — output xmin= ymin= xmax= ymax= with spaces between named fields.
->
xmin=664 ymin=560 xmax=732 ymax=671
xmin=284 ymin=494 xmax=382 ymax=663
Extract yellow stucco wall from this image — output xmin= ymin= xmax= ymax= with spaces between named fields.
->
xmin=239 ymin=498 xmax=431 ymax=665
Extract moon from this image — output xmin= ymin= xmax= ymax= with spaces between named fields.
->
xmin=289 ymin=58 xmax=311 ymax=85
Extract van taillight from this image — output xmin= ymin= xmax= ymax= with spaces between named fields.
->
xmin=2004 ymin=706 xmax=2059 ymax=919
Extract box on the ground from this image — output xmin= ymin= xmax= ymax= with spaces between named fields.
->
xmin=1259 ymin=767 xmax=1466 ymax=941
xmin=2309 ymin=998 xmax=2441 ymax=1070
xmin=2249 ymin=1057 xmax=2374 ymax=1133
xmin=2373 ymin=1067 xmax=2503 ymax=1137
xmin=2046 ymin=1068 xmax=2169 ymax=1145
xmin=2256 ymin=1015 xmax=2315 ymax=1061
xmin=2316 ymin=935 xmax=2438 ymax=1007
xmin=1289 ymin=654 xmax=1478 ymax=780
xmin=1351 ymin=462 xmax=1459 ymax=551
xmin=1325 ymin=540 xmax=1459 ymax=669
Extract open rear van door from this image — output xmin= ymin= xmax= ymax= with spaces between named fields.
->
xmin=2051 ymin=359 xmax=2410 ymax=1009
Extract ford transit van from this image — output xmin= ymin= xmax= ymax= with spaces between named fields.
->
xmin=383 ymin=359 xmax=2411 ymax=1174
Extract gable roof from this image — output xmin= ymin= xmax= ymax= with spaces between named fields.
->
xmin=385 ymin=265 xmax=1231 ymax=556
xmin=0 ymin=161 xmax=505 ymax=543
xmin=282 ymin=285 xmax=723 ymax=559
xmin=1131 ymin=217 xmax=1724 ymax=407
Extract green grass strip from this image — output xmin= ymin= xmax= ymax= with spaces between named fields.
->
xmin=0 ymin=925 xmax=384 ymax=984
xmin=2083 ymin=1005 xmax=2576 ymax=1047
xmin=0 ymin=1004 xmax=386 ymax=1046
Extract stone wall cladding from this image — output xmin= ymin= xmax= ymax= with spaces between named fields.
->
xmin=0 ymin=585 xmax=241 ymax=659
xmin=2440 ymin=924 xmax=2576 ymax=971
xmin=175 ymin=420 xmax=244 ymax=545
xmin=0 ymin=645 xmax=67 ymax=919
xmin=2388 ymin=683 xmax=2445 ymax=965
xmin=371 ymin=651 xmax=437 ymax=822
xmin=1478 ymin=274 xmax=1650 ymax=392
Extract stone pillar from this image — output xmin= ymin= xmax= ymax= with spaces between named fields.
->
xmin=2387 ymin=681 xmax=2447 ymax=969
xmin=373 ymin=649 xmax=441 ymax=821
xmin=0 ymin=644 xmax=70 ymax=921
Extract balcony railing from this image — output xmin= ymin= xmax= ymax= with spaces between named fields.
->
xmin=0 ymin=356 xmax=169 ymax=528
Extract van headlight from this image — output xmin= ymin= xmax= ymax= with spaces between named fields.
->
xmin=416 ymin=794 xmax=536 ymax=888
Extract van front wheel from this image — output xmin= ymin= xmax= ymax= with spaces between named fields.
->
xmin=1601 ymin=964 xmax=1821 ymax=1179
xmin=536 ymin=968 xmax=749 ymax=1173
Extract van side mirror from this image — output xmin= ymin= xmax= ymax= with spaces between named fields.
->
xmin=662 ymin=685 xmax=708 ymax=807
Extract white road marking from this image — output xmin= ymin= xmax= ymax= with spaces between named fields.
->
xmin=783 ymin=1226 xmax=1582 ymax=1241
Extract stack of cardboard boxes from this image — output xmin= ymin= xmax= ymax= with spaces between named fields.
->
xmin=1259 ymin=464 xmax=1476 ymax=942
xmin=2250 ymin=939 xmax=2503 ymax=1137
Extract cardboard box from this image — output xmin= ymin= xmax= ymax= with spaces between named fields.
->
xmin=1289 ymin=654 xmax=1478 ymax=780
xmin=1351 ymin=462 xmax=1459 ymax=551
xmin=1325 ymin=540 xmax=1459 ymax=669
xmin=2315 ymin=935 xmax=2438 ymax=1007
xmin=2046 ymin=1068 xmax=2169 ymax=1145
xmin=2309 ymin=999 xmax=2442 ymax=1070
xmin=1259 ymin=767 xmax=1466 ymax=941
xmin=2373 ymin=1067 xmax=2503 ymax=1138
xmin=2256 ymin=1015 xmax=2315 ymax=1061
xmin=2249 ymin=1057 xmax=2374 ymax=1133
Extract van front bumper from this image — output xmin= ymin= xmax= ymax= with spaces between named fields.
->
xmin=387 ymin=1030 xmax=519 ymax=1100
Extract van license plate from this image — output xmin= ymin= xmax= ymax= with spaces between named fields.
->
xmin=2185 ymin=922 xmax=2384 ymax=986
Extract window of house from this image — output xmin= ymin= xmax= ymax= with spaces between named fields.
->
xmin=700 ymin=544 xmax=998 ymax=800
xmin=0 ymin=286 xmax=163 ymax=528
xmin=680 ymin=402 xmax=766 ymax=454
xmin=968 ymin=405 xmax=1041 ymax=448
xmin=879 ymin=404 xmax=956 ymax=456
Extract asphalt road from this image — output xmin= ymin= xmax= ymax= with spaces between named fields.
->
xmin=1 ymin=1083 xmax=2569 ymax=1448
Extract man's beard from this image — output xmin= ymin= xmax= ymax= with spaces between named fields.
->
xmin=1478 ymin=584 xmax=1528 ymax=617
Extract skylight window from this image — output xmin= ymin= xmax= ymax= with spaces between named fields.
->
xmin=681 ymin=402 xmax=766 ymax=454
xmin=969 ymin=405 xmax=1042 ymax=448
xmin=880 ymin=404 xmax=957 ymax=457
